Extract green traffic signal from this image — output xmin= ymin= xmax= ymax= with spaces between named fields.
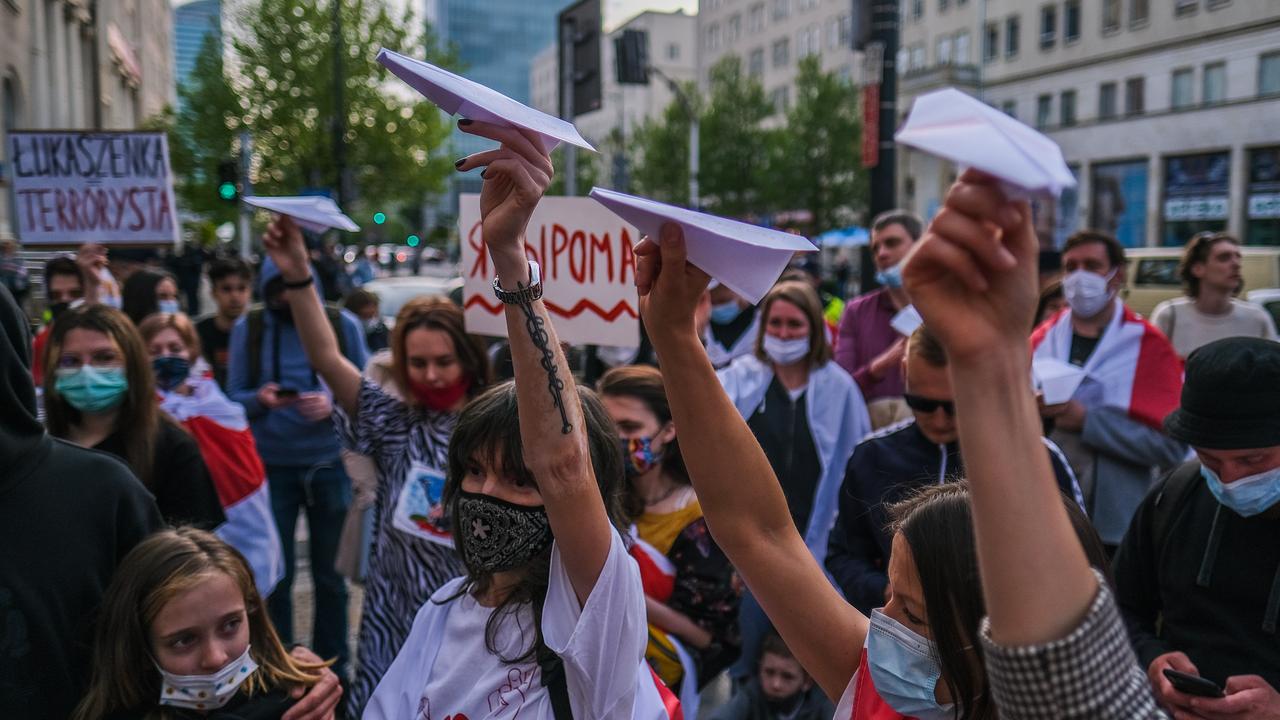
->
xmin=218 ymin=182 xmax=236 ymax=201
xmin=407 ymin=234 xmax=420 ymax=247
xmin=373 ymin=212 xmax=387 ymax=225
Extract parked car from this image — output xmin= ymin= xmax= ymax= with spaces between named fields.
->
xmin=1246 ymin=288 xmax=1280 ymax=332
xmin=1123 ymin=246 xmax=1280 ymax=316
xmin=363 ymin=275 xmax=463 ymax=326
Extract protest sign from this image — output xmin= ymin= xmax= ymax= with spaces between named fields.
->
xmin=8 ymin=130 xmax=179 ymax=245
xmin=460 ymin=194 xmax=640 ymax=346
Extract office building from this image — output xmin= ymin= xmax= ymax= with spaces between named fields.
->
xmin=173 ymin=0 xmax=222 ymax=103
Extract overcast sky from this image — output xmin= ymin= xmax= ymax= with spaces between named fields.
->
xmin=607 ymin=0 xmax=697 ymax=27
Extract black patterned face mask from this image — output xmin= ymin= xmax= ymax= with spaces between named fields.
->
xmin=456 ymin=490 xmax=553 ymax=573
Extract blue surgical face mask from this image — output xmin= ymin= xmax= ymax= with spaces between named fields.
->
xmin=875 ymin=264 xmax=903 ymax=289
xmin=866 ymin=609 xmax=956 ymax=720
xmin=710 ymin=300 xmax=741 ymax=324
xmin=1200 ymin=464 xmax=1280 ymax=517
xmin=54 ymin=365 xmax=129 ymax=413
xmin=158 ymin=299 xmax=181 ymax=315
xmin=152 ymin=355 xmax=191 ymax=392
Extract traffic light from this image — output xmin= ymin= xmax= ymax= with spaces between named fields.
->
xmin=372 ymin=212 xmax=386 ymax=225
xmin=558 ymin=0 xmax=602 ymax=117
xmin=217 ymin=160 xmax=238 ymax=202
xmin=406 ymin=234 xmax=420 ymax=247
xmin=615 ymin=29 xmax=649 ymax=85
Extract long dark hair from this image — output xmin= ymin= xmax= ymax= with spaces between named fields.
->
xmin=122 ymin=269 xmax=179 ymax=327
xmin=888 ymin=482 xmax=1109 ymax=720
xmin=597 ymin=364 xmax=691 ymax=521
xmin=440 ymin=380 xmax=628 ymax=663
xmin=43 ymin=304 xmax=160 ymax=486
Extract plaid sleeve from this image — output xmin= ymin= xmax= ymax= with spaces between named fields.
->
xmin=979 ymin=571 xmax=1168 ymax=719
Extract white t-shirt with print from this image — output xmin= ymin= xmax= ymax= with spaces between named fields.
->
xmin=363 ymin=529 xmax=670 ymax=720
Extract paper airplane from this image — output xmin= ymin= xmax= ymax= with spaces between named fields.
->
xmin=377 ymin=48 xmax=595 ymax=154
xmin=243 ymin=196 xmax=360 ymax=233
xmin=890 ymin=305 xmax=924 ymax=337
xmin=1033 ymin=357 xmax=1087 ymax=406
xmin=894 ymin=87 xmax=1077 ymax=197
xmin=588 ymin=187 xmax=816 ymax=305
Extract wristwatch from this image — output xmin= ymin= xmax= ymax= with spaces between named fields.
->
xmin=492 ymin=261 xmax=543 ymax=305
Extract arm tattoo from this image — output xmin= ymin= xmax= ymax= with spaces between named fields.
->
xmin=516 ymin=293 xmax=572 ymax=434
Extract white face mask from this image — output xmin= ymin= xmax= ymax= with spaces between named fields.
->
xmin=157 ymin=644 xmax=258 ymax=711
xmin=763 ymin=334 xmax=810 ymax=366
xmin=1062 ymin=268 xmax=1117 ymax=318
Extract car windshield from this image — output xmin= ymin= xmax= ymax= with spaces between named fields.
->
xmin=366 ymin=280 xmax=458 ymax=319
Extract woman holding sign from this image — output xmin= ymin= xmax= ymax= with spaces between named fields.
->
xmin=259 ymin=221 xmax=492 ymax=714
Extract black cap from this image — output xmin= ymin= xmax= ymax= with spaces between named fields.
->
xmin=1164 ymin=337 xmax=1280 ymax=450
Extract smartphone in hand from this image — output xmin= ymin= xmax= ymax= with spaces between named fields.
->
xmin=275 ymin=387 xmax=300 ymax=399
xmin=1163 ymin=669 xmax=1224 ymax=698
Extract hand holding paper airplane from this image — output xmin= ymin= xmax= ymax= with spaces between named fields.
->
xmin=377 ymin=48 xmax=595 ymax=154
xmin=589 ymin=187 xmax=816 ymax=305
xmin=895 ymin=87 xmax=1077 ymax=198
xmin=243 ymin=196 xmax=360 ymax=233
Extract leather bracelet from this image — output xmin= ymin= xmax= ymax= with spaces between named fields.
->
xmin=282 ymin=275 xmax=314 ymax=289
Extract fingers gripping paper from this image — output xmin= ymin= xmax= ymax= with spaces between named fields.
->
xmin=376 ymin=49 xmax=596 ymax=154
xmin=588 ymin=187 xmax=817 ymax=305
xmin=242 ymin=196 xmax=360 ymax=233
xmin=894 ymin=88 xmax=1077 ymax=198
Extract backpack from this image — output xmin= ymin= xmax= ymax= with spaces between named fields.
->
xmin=1150 ymin=461 xmax=1204 ymax=565
xmin=243 ymin=304 xmax=349 ymax=387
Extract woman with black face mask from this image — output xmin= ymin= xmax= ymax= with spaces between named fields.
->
xmin=356 ymin=121 xmax=676 ymax=719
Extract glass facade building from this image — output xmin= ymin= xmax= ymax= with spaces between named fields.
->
xmin=173 ymin=0 xmax=222 ymax=104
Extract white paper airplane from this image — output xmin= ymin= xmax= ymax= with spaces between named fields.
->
xmin=243 ymin=196 xmax=360 ymax=233
xmin=588 ymin=187 xmax=816 ymax=305
xmin=895 ymin=87 xmax=1077 ymax=197
xmin=377 ymin=48 xmax=595 ymax=153
xmin=1033 ymin=356 xmax=1088 ymax=405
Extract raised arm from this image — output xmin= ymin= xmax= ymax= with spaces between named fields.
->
xmin=901 ymin=170 xmax=1096 ymax=646
xmin=638 ymin=225 xmax=866 ymax=702
xmin=457 ymin=120 xmax=612 ymax=605
xmin=261 ymin=217 xmax=363 ymax=417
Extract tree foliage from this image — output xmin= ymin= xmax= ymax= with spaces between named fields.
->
xmin=697 ymin=56 xmax=777 ymax=217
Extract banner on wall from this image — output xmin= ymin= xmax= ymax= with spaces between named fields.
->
xmin=8 ymin=130 xmax=179 ymax=245
xmin=459 ymin=194 xmax=641 ymax=347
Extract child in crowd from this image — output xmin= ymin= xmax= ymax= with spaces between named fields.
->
xmin=71 ymin=528 xmax=329 ymax=720
xmin=709 ymin=634 xmax=834 ymax=720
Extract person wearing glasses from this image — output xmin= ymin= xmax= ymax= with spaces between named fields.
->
xmin=717 ymin=280 xmax=871 ymax=683
xmin=1151 ymin=232 xmax=1277 ymax=359
xmin=825 ymin=326 xmax=1083 ymax=615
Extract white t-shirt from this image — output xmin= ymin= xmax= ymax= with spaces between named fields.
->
xmin=363 ymin=530 xmax=670 ymax=720
xmin=1151 ymin=297 xmax=1279 ymax=357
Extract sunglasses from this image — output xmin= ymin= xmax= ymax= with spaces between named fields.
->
xmin=903 ymin=393 xmax=956 ymax=416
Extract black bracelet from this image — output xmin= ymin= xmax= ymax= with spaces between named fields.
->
xmin=282 ymin=275 xmax=314 ymax=289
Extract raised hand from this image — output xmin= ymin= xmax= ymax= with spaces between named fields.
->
xmin=635 ymin=223 xmax=710 ymax=344
xmin=901 ymin=169 xmax=1038 ymax=363
xmin=454 ymin=120 xmax=553 ymax=282
xmin=261 ymin=215 xmax=310 ymax=282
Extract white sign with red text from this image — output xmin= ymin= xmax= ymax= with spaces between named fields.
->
xmin=460 ymin=194 xmax=641 ymax=346
xmin=8 ymin=130 xmax=179 ymax=245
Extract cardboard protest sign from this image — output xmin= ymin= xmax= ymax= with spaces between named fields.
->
xmin=460 ymin=194 xmax=640 ymax=346
xmin=8 ymin=130 xmax=179 ymax=245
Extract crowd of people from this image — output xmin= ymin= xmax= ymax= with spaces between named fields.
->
xmin=2 ymin=119 xmax=1279 ymax=720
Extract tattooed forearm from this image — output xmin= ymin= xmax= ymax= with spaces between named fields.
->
xmin=516 ymin=294 xmax=572 ymax=434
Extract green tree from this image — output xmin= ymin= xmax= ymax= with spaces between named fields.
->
xmin=546 ymin=145 xmax=600 ymax=196
xmin=771 ymin=56 xmax=866 ymax=233
xmin=698 ymin=56 xmax=778 ymax=217
xmin=628 ymin=83 xmax=696 ymax=204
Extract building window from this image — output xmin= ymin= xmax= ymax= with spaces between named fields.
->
xmin=1125 ymin=76 xmax=1145 ymax=115
xmin=1202 ymin=62 xmax=1226 ymax=105
xmin=1172 ymin=67 xmax=1195 ymax=109
xmin=728 ymin=15 xmax=742 ymax=43
xmin=772 ymin=37 xmax=790 ymax=67
xmin=1040 ymin=6 xmax=1057 ymax=48
xmin=1005 ymin=15 xmax=1020 ymax=58
xmin=983 ymin=22 xmax=998 ymax=62
xmin=1099 ymin=82 xmax=1118 ymax=119
xmin=798 ymin=0 xmax=818 ymax=10
xmin=911 ymin=44 xmax=926 ymax=71
xmin=1207 ymin=0 xmax=1231 ymax=8
xmin=1260 ymin=52 xmax=1280 ymax=96
xmin=1060 ymin=90 xmax=1077 ymax=126
xmin=749 ymin=4 xmax=765 ymax=32
xmin=939 ymin=0 xmax=949 ymax=11
xmin=772 ymin=0 xmax=790 ymax=21
xmin=954 ymin=31 xmax=971 ymax=64
xmin=1092 ymin=160 xmax=1150 ymax=247
xmin=1103 ymin=0 xmax=1121 ymax=32
xmin=668 ymin=43 xmax=681 ymax=60
xmin=1001 ymin=99 xmax=1017 ymax=117
xmin=1130 ymin=0 xmax=1149 ymax=25
xmin=769 ymin=86 xmax=790 ymax=113
xmin=1036 ymin=93 xmax=1052 ymax=129
xmin=937 ymin=35 xmax=953 ymax=65
xmin=837 ymin=14 xmax=853 ymax=48
xmin=1163 ymin=152 xmax=1230 ymax=246
xmin=1175 ymin=0 xmax=1197 ymax=15
xmin=912 ymin=0 xmax=924 ymax=20
xmin=748 ymin=48 xmax=765 ymax=77
xmin=705 ymin=24 xmax=721 ymax=51
xmin=1064 ymin=0 xmax=1081 ymax=41
xmin=1246 ymin=147 xmax=1280 ymax=245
